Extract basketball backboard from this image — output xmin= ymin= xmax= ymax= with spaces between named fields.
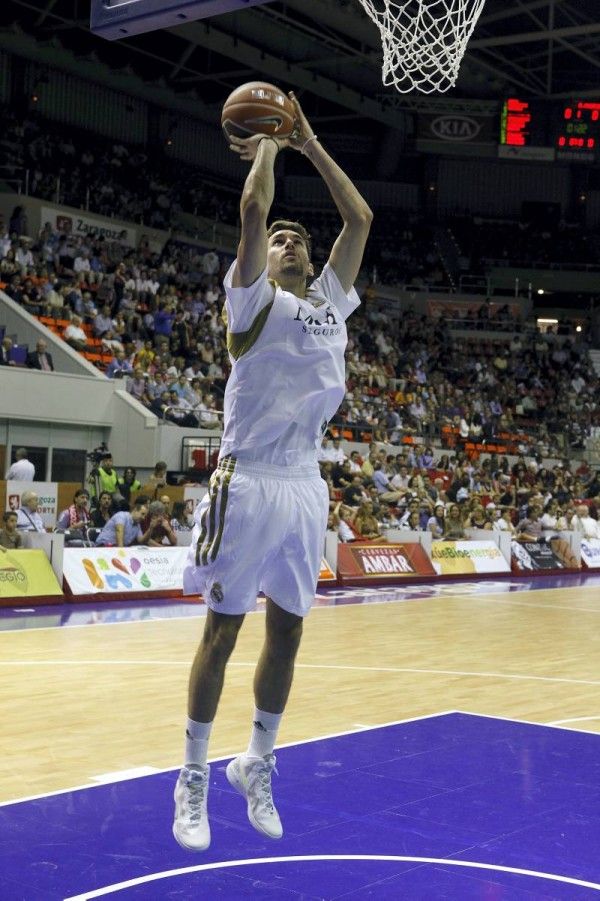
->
xmin=90 ymin=0 xmax=274 ymax=40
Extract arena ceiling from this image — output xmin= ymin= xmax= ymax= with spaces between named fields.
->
xmin=1 ymin=0 xmax=600 ymax=135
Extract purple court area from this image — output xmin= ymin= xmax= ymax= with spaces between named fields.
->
xmin=1 ymin=712 xmax=600 ymax=899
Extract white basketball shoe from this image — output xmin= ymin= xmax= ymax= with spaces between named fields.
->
xmin=225 ymin=753 xmax=283 ymax=839
xmin=172 ymin=764 xmax=211 ymax=851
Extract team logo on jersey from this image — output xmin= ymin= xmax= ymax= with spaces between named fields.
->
xmin=210 ymin=582 xmax=224 ymax=604
xmin=293 ymin=304 xmax=341 ymax=336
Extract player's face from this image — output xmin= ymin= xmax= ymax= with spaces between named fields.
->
xmin=267 ymin=230 xmax=312 ymax=283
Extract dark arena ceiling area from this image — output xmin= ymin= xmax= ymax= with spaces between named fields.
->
xmin=1 ymin=1 xmax=600 ymax=137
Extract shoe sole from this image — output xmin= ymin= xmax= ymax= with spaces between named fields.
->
xmin=225 ymin=759 xmax=283 ymax=840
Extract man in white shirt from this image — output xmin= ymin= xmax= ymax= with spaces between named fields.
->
xmin=16 ymin=491 xmax=45 ymax=532
xmin=572 ymin=504 xmax=600 ymax=539
xmin=174 ymin=93 xmax=372 ymax=853
xmin=7 ymin=448 xmax=35 ymax=481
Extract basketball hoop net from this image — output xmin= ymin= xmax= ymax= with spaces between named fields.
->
xmin=357 ymin=0 xmax=487 ymax=94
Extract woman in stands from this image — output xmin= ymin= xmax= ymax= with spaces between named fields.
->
xmin=443 ymin=504 xmax=466 ymax=540
xmin=353 ymin=500 xmax=382 ymax=540
xmin=171 ymin=501 xmax=192 ymax=532
xmin=427 ymin=504 xmax=446 ymax=539
xmin=118 ymin=467 xmax=141 ymax=505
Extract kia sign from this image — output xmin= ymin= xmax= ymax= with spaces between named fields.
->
xmin=417 ymin=113 xmax=496 ymax=145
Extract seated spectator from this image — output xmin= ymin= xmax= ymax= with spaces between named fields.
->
xmin=0 ymin=511 xmax=23 ymax=550
xmin=166 ymin=390 xmax=199 ymax=427
xmin=571 ymin=504 xmax=600 ymax=539
xmin=95 ymin=497 xmax=153 ymax=547
xmin=0 ymin=336 xmax=16 ymax=366
xmin=56 ymin=488 xmax=92 ymax=544
xmin=141 ymin=461 xmax=168 ymax=499
xmin=142 ymin=500 xmax=177 ymax=546
xmin=93 ymin=304 xmax=114 ymax=338
xmin=516 ymin=503 xmax=544 ymax=541
xmin=170 ymin=500 xmax=192 ymax=532
xmin=353 ymin=500 xmax=381 ymax=540
xmin=90 ymin=490 xmax=115 ymax=530
xmin=127 ymin=368 xmax=150 ymax=405
xmin=333 ymin=504 xmax=357 ymax=543
xmin=404 ymin=510 xmax=422 ymax=531
xmin=16 ymin=491 xmax=45 ymax=532
xmin=26 ymin=339 xmax=54 ymax=372
xmin=427 ymin=504 xmax=446 ymax=539
xmin=493 ymin=508 xmax=516 ymax=535
xmin=105 ymin=350 xmax=133 ymax=379
xmin=443 ymin=504 xmax=466 ymax=540
xmin=64 ymin=315 xmax=89 ymax=352
xmin=465 ymin=505 xmax=492 ymax=530
xmin=343 ymin=475 xmax=368 ymax=508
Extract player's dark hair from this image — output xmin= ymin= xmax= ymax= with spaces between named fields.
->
xmin=267 ymin=220 xmax=312 ymax=257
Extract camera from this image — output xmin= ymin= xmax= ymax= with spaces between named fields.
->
xmin=87 ymin=442 xmax=110 ymax=465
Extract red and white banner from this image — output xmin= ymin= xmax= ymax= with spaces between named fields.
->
xmin=63 ymin=546 xmax=188 ymax=596
xmin=337 ymin=543 xmax=436 ymax=584
xmin=432 ymin=541 xmax=510 ymax=575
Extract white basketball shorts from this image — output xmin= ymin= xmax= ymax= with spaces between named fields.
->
xmin=182 ymin=456 xmax=329 ymax=617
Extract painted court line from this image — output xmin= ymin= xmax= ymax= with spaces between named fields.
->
xmin=63 ymin=854 xmax=600 ymax=899
xmin=2 ymin=658 xmax=598 ymax=688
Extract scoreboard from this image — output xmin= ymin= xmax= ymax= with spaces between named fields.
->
xmin=499 ymin=97 xmax=600 ymax=160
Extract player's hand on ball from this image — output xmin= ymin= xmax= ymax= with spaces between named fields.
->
xmin=228 ymin=133 xmax=288 ymax=161
xmin=287 ymin=92 xmax=316 ymax=151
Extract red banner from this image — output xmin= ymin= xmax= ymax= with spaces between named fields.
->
xmin=337 ymin=543 xmax=436 ymax=584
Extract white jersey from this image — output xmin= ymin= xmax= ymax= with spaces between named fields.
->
xmin=221 ymin=261 xmax=359 ymax=465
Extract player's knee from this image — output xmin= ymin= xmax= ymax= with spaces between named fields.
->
xmin=267 ymin=616 xmax=303 ymax=656
xmin=203 ymin=614 xmax=243 ymax=660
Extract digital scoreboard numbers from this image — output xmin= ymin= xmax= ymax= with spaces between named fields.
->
xmin=499 ymin=98 xmax=597 ymax=162
xmin=557 ymin=101 xmax=599 ymax=150
xmin=500 ymin=97 xmax=532 ymax=146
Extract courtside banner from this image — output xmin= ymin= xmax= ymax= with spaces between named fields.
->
xmin=337 ymin=543 xmax=435 ymax=583
xmin=580 ymin=538 xmax=600 ymax=569
xmin=6 ymin=480 xmax=58 ymax=529
xmin=432 ymin=540 xmax=510 ymax=575
xmin=63 ymin=546 xmax=189 ymax=596
xmin=0 ymin=549 xmax=62 ymax=601
xmin=511 ymin=540 xmax=564 ymax=571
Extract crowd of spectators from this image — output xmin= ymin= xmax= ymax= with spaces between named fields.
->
xmin=319 ymin=439 xmax=600 ymax=544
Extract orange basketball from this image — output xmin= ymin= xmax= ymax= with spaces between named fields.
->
xmin=221 ymin=81 xmax=296 ymax=141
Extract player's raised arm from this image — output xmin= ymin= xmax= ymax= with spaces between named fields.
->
xmin=288 ymin=93 xmax=373 ymax=294
xmin=228 ymin=134 xmax=281 ymax=288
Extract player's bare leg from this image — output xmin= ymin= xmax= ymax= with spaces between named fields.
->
xmin=226 ymin=598 xmax=303 ymax=839
xmin=173 ymin=609 xmax=244 ymax=852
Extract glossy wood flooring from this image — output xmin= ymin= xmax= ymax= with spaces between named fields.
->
xmin=1 ymin=583 xmax=599 ymax=803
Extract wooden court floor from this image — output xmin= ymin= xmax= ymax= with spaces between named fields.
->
xmin=1 ymin=583 xmax=599 ymax=804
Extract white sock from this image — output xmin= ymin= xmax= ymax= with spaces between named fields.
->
xmin=185 ymin=717 xmax=212 ymax=768
xmin=246 ymin=708 xmax=283 ymax=759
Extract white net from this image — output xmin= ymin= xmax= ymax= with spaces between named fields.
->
xmin=357 ymin=0 xmax=487 ymax=94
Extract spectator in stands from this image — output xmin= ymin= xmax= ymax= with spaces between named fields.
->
xmin=16 ymin=491 xmax=45 ymax=532
xmin=353 ymin=500 xmax=381 ymax=540
xmin=516 ymin=503 xmax=544 ymax=541
xmin=427 ymin=504 xmax=446 ymax=539
xmin=443 ymin=504 xmax=466 ymax=540
xmin=141 ymin=461 xmax=168 ymax=499
xmin=56 ymin=489 xmax=92 ymax=543
xmin=126 ymin=368 xmax=150 ymax=406
xmin=143 ymin=500 xmax=177 ymax=546
xmin=171 ymin=501 xmax=192 ymax=532
xmin=90 ymin=491 xmax=114 ymax=530
xmin=6 ymin=448 xmax=35 ymax=481
xmin=117 ymin=467 xmax=141 ymax=504
xmin=105 ymin=350 xmax=133 ymax=379
xmin=0 ymin=336 xmax=15 ymax=366
xmin=26 ymin=339 xmax=54 ymax=372
xmin=0 ymin=510 xmax=23 ymax=550
xmin=166 ymin=390 xmax=198 ymax=427
xmin=571 ymin=504 xmax=600 ymax=539
xmin=95 ymin=497 xmax=153 ymax=547
xmin=63 ymin=315 xmax=88 ymax=352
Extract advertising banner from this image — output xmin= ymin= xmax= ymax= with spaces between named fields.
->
xmin=580 ymin=538 xmax=600 ymax=569
xmin=63 ymin=546 xmax=189 ymax=596
xmin=0 ymin=549 xmax=63 ymax=602
xmin=41 ymin=206 xmax=137 ymax=246
xmin=337 ymin=543 xmax=436 ymax=584
xmin=432 ymin=541 xmax=510 ymax=575
xmin=417 ymin=113 xmax=497 ymax=144
xmin=6 ymin=481 xmax=58 ymax=529
xmin=511 ymin=540 xmax=565 ymax=571
xmin=183 ymin=486 xmax=206 ymax=518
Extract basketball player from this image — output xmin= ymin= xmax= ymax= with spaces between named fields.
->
xmin=173 ymin=93 xmax=372 ymax=851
